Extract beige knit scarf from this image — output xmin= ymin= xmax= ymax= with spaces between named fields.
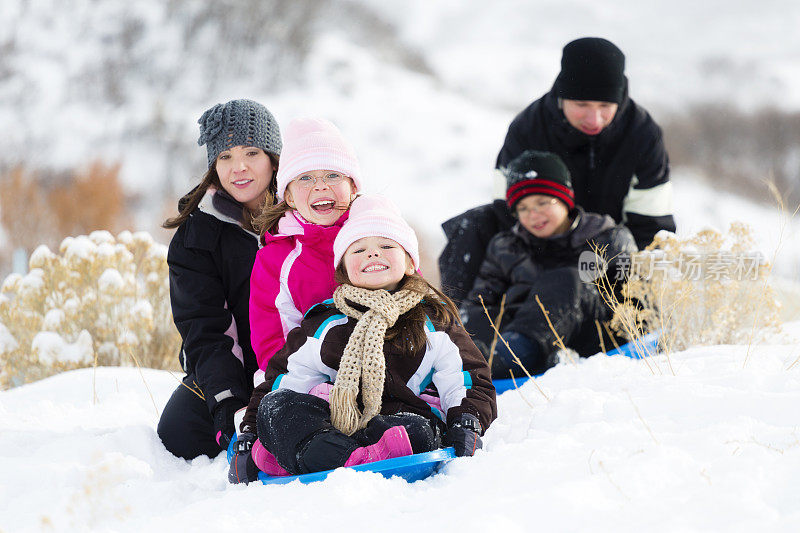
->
xmin=329 ymin=283 xmax=426 ymax=435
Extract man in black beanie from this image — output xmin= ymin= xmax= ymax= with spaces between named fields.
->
xmin=439 ymin=37 xmax=675 ymax=305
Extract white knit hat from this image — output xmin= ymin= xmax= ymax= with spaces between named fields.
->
xmin=333 ymin=194 xmax=419 ymax=270
xmin=275 ymin=117 xmax=362 ymax=200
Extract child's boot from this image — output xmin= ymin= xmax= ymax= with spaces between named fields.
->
xmin=344 ymin=425 xmax=413 ymax=467
xmin=251 ymin=439 xmax=291 ymax=476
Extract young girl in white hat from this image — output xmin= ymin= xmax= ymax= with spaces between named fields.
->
xmin=230 ymin=195 xmax=496 ymax=482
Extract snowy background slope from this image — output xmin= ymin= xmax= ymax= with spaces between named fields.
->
xmin=2 ymin=0 xmax=800 ymax=531
xmin=2 ymin=0 xmax=800 ymax=280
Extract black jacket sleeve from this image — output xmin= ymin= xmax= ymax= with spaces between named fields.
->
xmin=624 ymin=118 xmax=676 ymax=248
xmin=437 ymin=320 xmax=497 ymax=432
xmin=464 ymin=235 xmax=512 ymax=311
xmin=168 ymin=218 xmax=250 ymax=415
xmin=439 ymin=201 xmax=516 ymax=305
xmin=597 ymin=224 xmax=638 ymax=283
xmin=240 ymin=320 xmax=314 ymax=433
xmin=456 ymin=234 xmax=517 ymax=354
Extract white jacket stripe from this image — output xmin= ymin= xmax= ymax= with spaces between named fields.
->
xmin=623 ymin=178 xmax=673 ymax=218
xmin=276 ymin=241 xmax=304 ymax=338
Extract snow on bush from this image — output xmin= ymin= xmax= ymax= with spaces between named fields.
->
xmin=0 ymin=230 xmax=180 ymax=388
xmin=32 ymin=330 xmax=93 ymax=365
xmin=604 ymin=223 xmax=781 ymax=355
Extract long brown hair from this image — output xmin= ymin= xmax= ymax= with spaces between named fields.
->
xmin=252 ymin=199 xmax=293 ymax=238
xmin=163 ymin=152 xmax=279 ymax=231
xmin=334 ymin=265 xmax=462 ymax=353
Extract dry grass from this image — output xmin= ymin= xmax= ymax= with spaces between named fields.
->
xmin=599 ymin=223 xmax=780 ymax=362
xmin=0 ymin=230 xmax=181 ymax=389
xmin=486 ymin=293 xmax=507 ymax=369
xmin=478 ymin=295 xmax=550 ymax=402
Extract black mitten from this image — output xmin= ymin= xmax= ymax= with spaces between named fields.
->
xmin=227 ymin=432 xmax=259 ymax=484
xmin=445 ymin=413 xmax=483 ymax=457
xmin=213 ymin=398 xmax=246 ymax=450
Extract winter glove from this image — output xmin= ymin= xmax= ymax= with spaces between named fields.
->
xmin=213 ymin=398 xmax=246 ymax=451
xmin=227 ymin=432 xmax=260 ymax=484
xmin=445 ymin=413 xmax=483 ymax=457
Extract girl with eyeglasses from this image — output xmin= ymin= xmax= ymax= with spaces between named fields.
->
xmin=249 ymin=118 xmax=362 ymax=379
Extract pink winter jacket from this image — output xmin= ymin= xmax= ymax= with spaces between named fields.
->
xmin=249 ymin=210 xmax=349 ymax=372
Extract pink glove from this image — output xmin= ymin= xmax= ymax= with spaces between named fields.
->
xmin=419 ymin=393 xmax=442 ymax=412
xmin=308 ymin=382 xmax=334 ymax=403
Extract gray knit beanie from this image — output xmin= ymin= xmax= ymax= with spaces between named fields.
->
xmin=197 ymin=99 xmax=282 ymax=168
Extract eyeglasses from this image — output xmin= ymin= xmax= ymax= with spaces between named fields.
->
xmin=516 ymin=197 xmax=558 ymax=216
xmin=293 ymin=172 xmax=348 ymax=189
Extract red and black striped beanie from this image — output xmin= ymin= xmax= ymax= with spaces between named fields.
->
xmin=504 ymin=150 xmax=575 ymax=210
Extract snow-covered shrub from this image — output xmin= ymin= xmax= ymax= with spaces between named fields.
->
xmin=0 ymin=231 xmax=180 ymax=388
xmin=602 ymin=223 xmax=780 ymax=353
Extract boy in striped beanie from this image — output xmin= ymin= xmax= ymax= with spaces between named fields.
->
xmin=461 ymin=149 xmax=637 ymax=377
xmin=504 ymin=150 xmax=575 ymax=239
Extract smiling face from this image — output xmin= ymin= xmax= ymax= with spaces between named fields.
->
xmin=284 ymin=170 xmax=356 ymax=226
xmin=562 ymin=99 xmax=619 ymax=136
xmin=215 ymin=145 xmax=275 ymax=211
xmin=343 ymin=236 xmax=415 ymax=291
xmin=515 ymin=194 xmax=572 ymax=238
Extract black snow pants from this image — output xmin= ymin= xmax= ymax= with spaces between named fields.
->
xmin=157 ymin=374 xmax=221 ymax=460
xmin=257 ymin=389 xmax=440 ymax=475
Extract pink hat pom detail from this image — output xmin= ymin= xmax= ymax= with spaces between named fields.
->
xmin=275 ymin=117 xmax=362 ymax=200
xmin=333 ymin=194 xmax=419 ymax=271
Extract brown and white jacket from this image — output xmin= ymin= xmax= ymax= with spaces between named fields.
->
xmin=241 ymin=299 xmax=497 ymax=434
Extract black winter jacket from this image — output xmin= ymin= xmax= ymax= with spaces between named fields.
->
xmin=439 ymin=86 xmax=672 ymax=303
xmin=462 ymin=209 xmax=637 ymax=356
xmin=497 ymin=86 xmax=674 ymax=244
xmin=167 ymin=189 xmax=260 ymax=415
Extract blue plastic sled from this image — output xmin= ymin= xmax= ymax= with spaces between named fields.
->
xmin=492 ymin=331 xmax=660 ymax=394
xmin=228 ymin=434 xmax=455 ymax=485
xmin=257 ymin=447 xmax=456 ymax=485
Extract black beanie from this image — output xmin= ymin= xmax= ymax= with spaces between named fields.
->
xmin=554 ymin=37 xmax=626 ymax=104
xmin=505 ymin=150 xmax=574 ymax=210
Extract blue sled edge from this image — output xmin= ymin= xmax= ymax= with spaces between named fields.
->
xmin=257 ymin=446 xmax=457 ymax=485
xmin=492 ymin=331 xmax=661 ymax=395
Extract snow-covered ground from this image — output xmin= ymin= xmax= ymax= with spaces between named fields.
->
xmin=3 ymin=1 xmax=800 ymax=530
xmin=2 ymin=325 xmax=799 ymax=532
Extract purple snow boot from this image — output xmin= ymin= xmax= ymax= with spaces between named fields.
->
xmin=344 ymin=425 xmax=413 ymax=467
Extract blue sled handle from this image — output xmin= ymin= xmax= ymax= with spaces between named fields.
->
xmin=226 ymin=432 xmax=238 ymax=463
xmin=605 ymin=330 xmax=660 ymax=359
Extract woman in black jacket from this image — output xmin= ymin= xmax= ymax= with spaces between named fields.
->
xmin=461 ymin=150 xmax=637 ymax=377
xmin=156 ymin=99 xmax=282 ymax=459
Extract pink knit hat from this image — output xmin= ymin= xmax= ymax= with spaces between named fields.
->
xmin=333 ymin=194 xmax=419 ymax=270
xmin=275 ymin=117 xmax=363 ymax=200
